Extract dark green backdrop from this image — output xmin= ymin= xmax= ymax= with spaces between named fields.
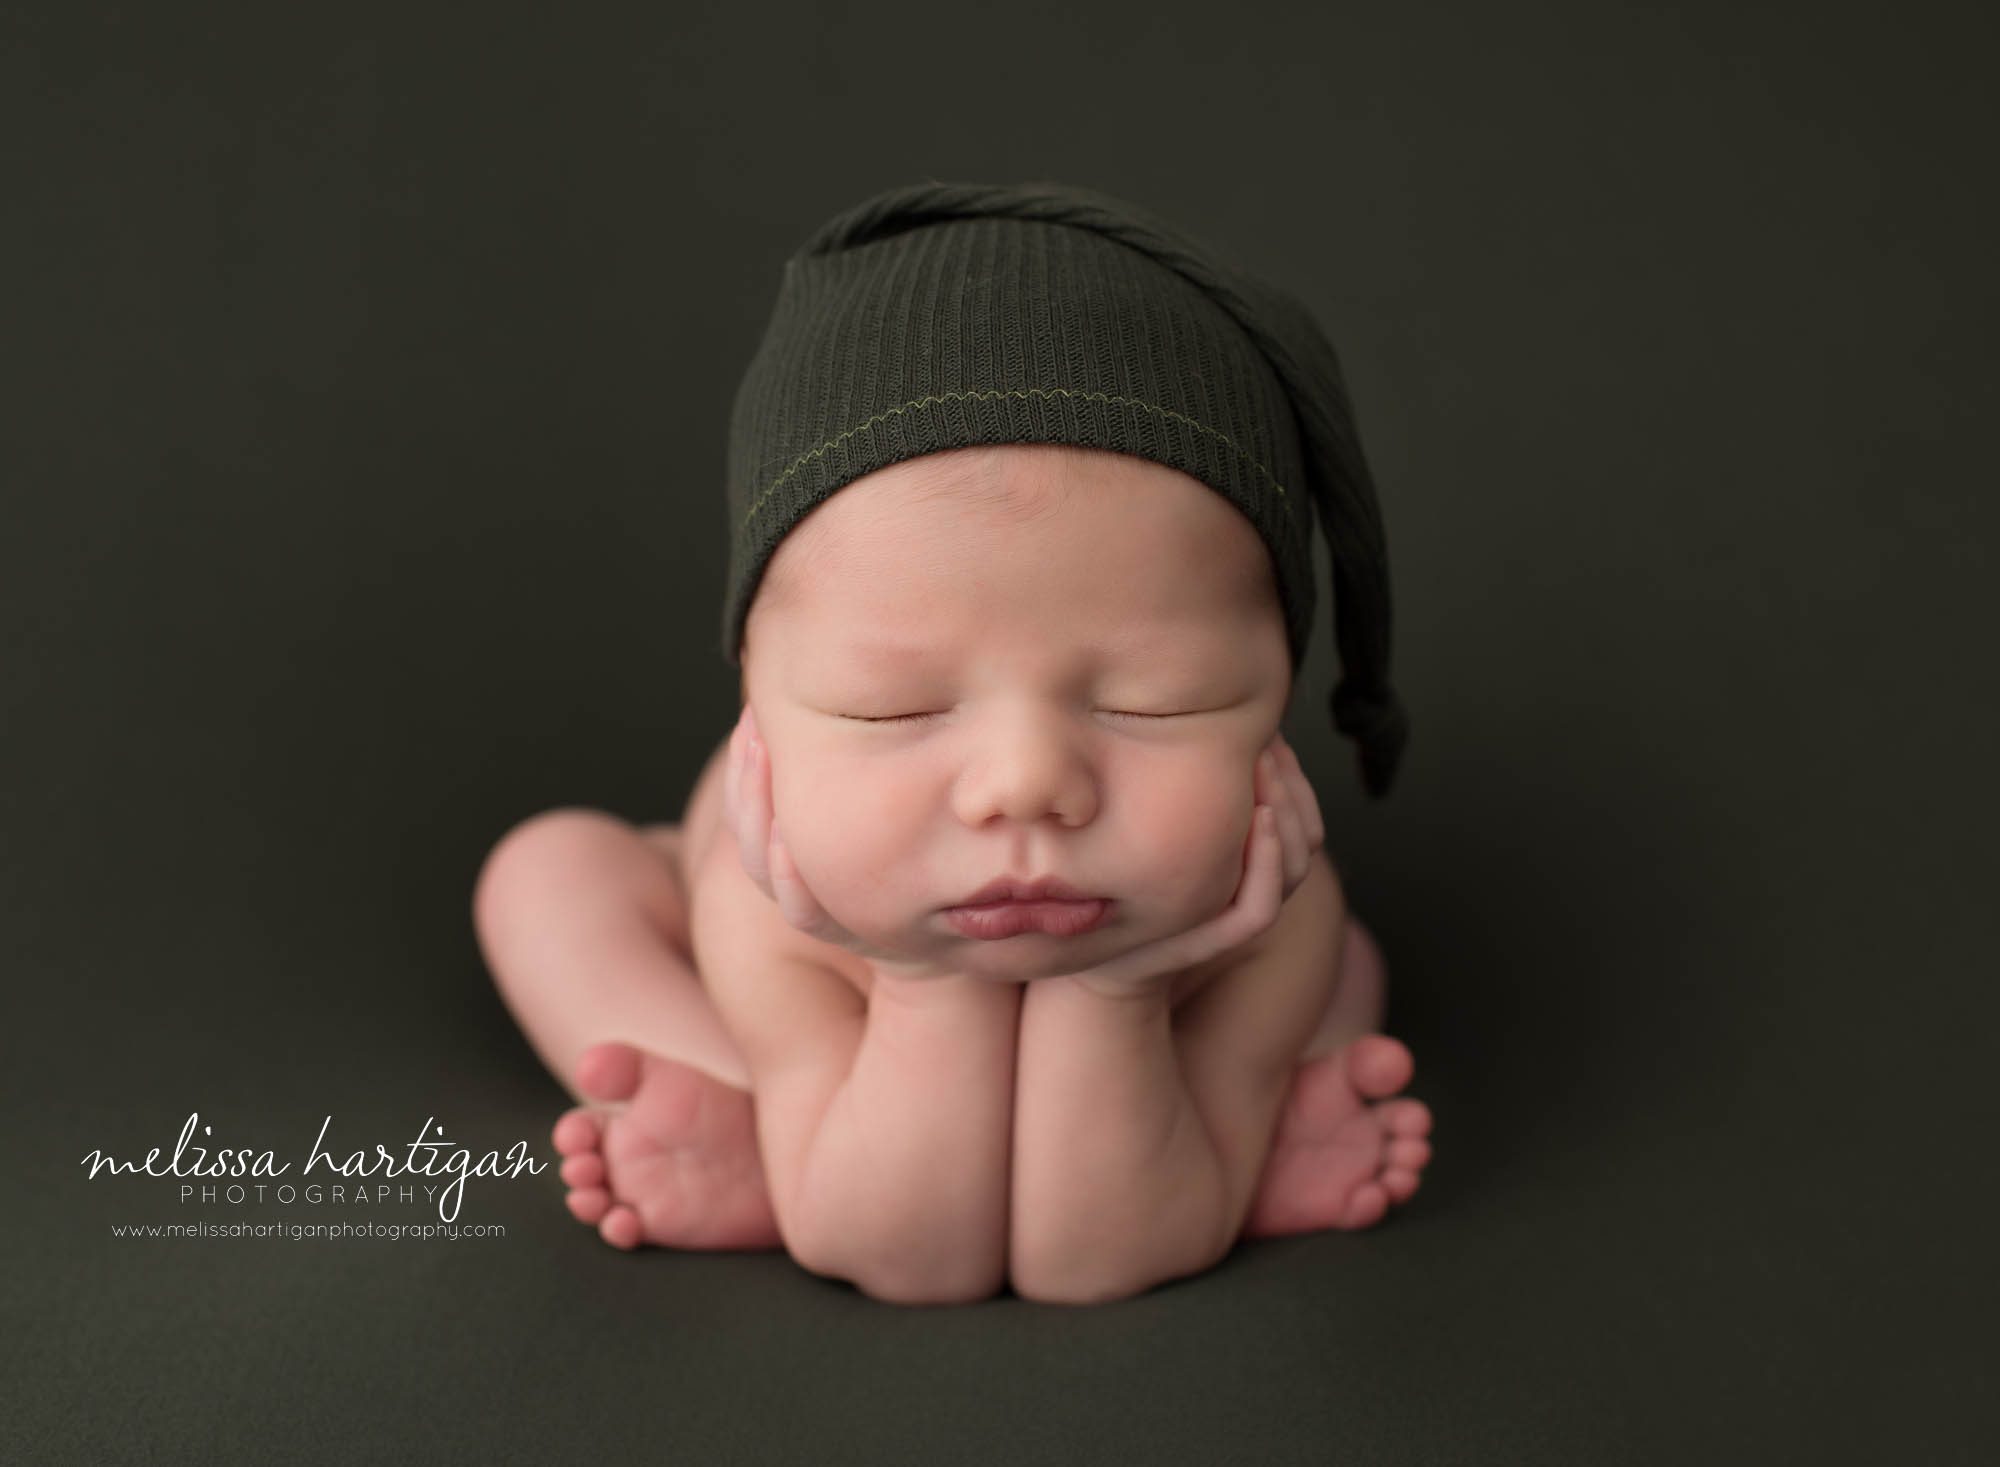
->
xmin=5 ymin=2 xmax=1993 ymax=1462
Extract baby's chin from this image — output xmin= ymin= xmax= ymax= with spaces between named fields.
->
xmin=901 ymin=909 xmax=1156 ymax=984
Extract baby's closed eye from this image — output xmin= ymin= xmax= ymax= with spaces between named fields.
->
xmin=847 ymin=708 xmax=1189 ymax=727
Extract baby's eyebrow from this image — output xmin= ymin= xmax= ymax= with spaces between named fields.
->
xmin=835 ymin=628 xmax=1210 ymax=668
xmin=838 ymin=638 xmax=940 ymax=666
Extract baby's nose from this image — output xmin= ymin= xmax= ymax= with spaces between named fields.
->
xmin=955 ymin=734 xmax=1096 ymax=829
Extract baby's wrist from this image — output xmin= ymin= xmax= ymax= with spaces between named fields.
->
xmin=1042 ymin=969 xmax=1178 ymax=1009
xmin=868 ymin=965 xmax=1019 ymax=1015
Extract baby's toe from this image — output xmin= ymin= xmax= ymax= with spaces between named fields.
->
xmin=599 ymin=1205 xmax=643 ymax=1251
xmin=1345 ymin=1036 xmax=1415 ymax=1099
xmin=1340 ymin=1180 xmax=1391 ymax=1230
xmin=552 ymin=1108 xmax=601 ymax=1156
xmin=567 ymin=1186 xmax=611 ymax=1225
xmin=1386 ymin=1136 xmax=1431 ymax=1174
xmin=561 ymin=1154 xmax=605 ymax=1189
xmin=576 ymin=1042 xmax=645 ymax=1103
xmin=1380 ymin=1166 xmax=1424 ymax=1204
xmin=1380 ymin=1097 xmax=1433 ymax=1138
xmin=1374 ymin=1122 xmax=1430 ymax=1206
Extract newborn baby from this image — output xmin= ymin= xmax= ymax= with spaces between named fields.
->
xmin=471 ymin=179 xmax=1435 ymax=1304
xmin=474 ymin=444 xmax=1431 ymax=1304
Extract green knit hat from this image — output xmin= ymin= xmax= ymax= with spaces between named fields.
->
xmin=722 ymin=179 xmax=1410 ymax=799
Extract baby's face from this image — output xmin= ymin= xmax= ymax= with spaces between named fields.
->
xmin=740 ymin=443 xmax=1294 ymax=982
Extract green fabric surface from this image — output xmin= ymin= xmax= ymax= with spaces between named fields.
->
xmin=4 ymin=2 xmax=1992 ymax=1463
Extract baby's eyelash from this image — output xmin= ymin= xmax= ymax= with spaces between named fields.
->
xmin=860 ymin=709 xmax=1177 ymax=725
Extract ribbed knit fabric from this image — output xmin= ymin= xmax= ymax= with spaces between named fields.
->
xmin=722 ymin=180 xmax=1409 ymax=799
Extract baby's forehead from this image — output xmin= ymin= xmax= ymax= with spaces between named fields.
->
xmin=801 ymin=598 xmax=1245 ymax=681
xmin=765 ymin=444 xmax=1274 ymax=602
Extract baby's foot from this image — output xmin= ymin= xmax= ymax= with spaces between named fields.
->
xmin=1240 ymin=1035 xmax=1434 ymax=1238
xmin=550 ymin=1041 xmax=782 ymax=1251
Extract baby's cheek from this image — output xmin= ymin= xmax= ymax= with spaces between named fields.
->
xmin=1126 ymin=776 xmax=1253 ymax=915
xmin=776 ymin=774 xmax=919 ymax=921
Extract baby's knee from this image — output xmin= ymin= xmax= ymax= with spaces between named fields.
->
xmin=471 ymin=806 xmax=630 ymax=926
xmin=1340 ymin=913 xmax=1387 ymax=990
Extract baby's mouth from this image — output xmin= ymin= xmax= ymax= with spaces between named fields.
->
xmin=949 ymin=875 xmax=1101 ymax=906
xmin=941 ymin=896 xmax=1113 ymax=941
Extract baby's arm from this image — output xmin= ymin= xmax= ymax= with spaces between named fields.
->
xmin=704 ymin=946 xmax=1020 ymax=1304
xmin=1009 ymin=848 xmax=1347 ymax=1304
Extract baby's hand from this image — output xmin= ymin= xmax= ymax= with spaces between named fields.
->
xmin=1053 ymin=732 xmax=1325 ymax=1000
xmin=723 ymin=706 xmax=943 ymax=979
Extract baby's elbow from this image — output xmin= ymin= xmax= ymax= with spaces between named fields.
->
xmin=1006 ymin=1245 xmax=1134 ymax=1307
xmin=860 ymin=1256 xmax=1009 ymax=1306
xmin=788 ymin=1222 xmax=1006 ymax=1305
xmin=1009 ymin=1210 xmax=1236 ymax=1306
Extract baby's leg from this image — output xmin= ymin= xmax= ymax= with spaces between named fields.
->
xmin=474 ymin=807 xmax=750 ymax=1095
xmin=472 ymin=808 xmax=776 ymax=1249
xmin=1239 ymin=916 xmax=1434 ymax=1237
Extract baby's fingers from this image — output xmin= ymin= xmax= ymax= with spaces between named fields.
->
xmin=1273 ymin=792 xmax=1308 ymax=898
xmin=1187 ymin=805 xmax=1288 ymax=963
xmin=1241 ymin=804 xmax=1288 ymax=924
xmin=1273 ymin=737 xmax=1325 ymax=851
xmin=722 ymin=717 xmax=746 ymax=834
xmin=1260 ymin=750 xmax=1309 ymax=896
xmin=1191 ymin=805 xmax=1288 ymax=963
xmin=733 ymin=729 xmax=774 ymax=893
